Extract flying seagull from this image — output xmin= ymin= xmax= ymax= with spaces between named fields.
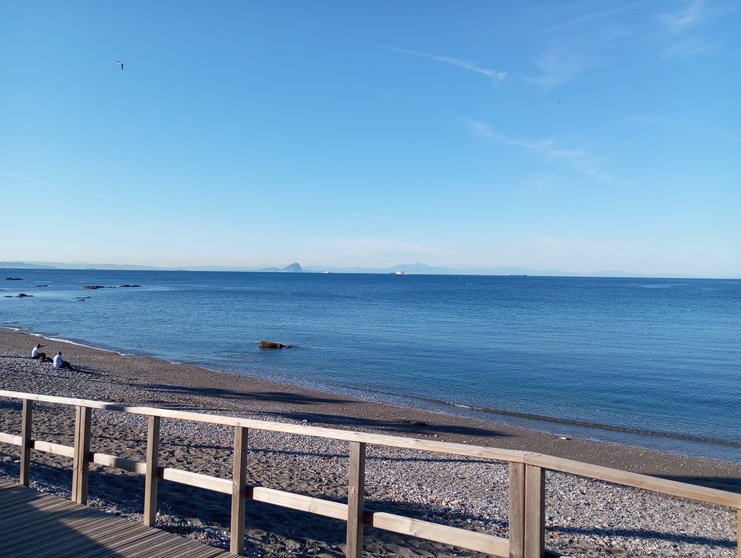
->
xmin=116 ymin=60 xmax=124 ymax=71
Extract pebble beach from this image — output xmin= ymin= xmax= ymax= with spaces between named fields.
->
xmin=0 ymin=328 xmax=738 ymax=557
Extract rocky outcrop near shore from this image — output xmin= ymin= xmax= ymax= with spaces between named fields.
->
xmin=259 ymin=340 xmax=291 ymax=349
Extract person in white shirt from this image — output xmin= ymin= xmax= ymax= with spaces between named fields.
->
xmin=31 ymin=344 xmax=46 ymax=359
xmin=53 ymin=351 xmax=73 ymax=369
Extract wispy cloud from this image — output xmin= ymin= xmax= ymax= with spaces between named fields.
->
xmin=368 ymin=42 xmax=506 ymax=82
xmin=660 ymin=36 xmax=716 ymax=58
xmin=530 ymin=46 xmax=596 ymax=89
xmin=1 ymin=172 xmax=213 ymax=225
xmin=658 ymin=0 xmax=704 ymax=31
xmin=654 ymin=0 xmax=725 ymax=59
xmin=542 ymin=1 xmax=647 ymax=33
xmin=467 ymin=120 xmax=619 ymax=182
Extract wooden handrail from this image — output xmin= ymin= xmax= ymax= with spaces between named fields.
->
xmin=523 ymin=452 xmax=741 ymax=509
xmin=0 ymin=389 xmax=738 ymax=558
xmin=0 ymin=389 xmax=526 ymax=463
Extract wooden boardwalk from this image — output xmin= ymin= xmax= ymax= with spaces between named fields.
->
xmin=0 ymin=479 xmax=238 ymax=558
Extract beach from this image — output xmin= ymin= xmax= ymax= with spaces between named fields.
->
xmin=0 ymin=328 xmax=738 ymax=557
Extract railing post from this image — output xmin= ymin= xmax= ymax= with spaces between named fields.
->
xmin=509 ymin=462 xmax=525 ymax=558
xmin=20 ymin=399 xmax=33 ymax=486
xmin=231 ymin=426 xmax=249 ymax=555
xmin=72 ymin=405 xmax=91 ymax=504
xmin=144 ymin=415 xmax=160 ymax=526
xmin=524 ymin=465 xmax=545 ymax=558
xmin=346 ymin=441 xmax=366 ymax=558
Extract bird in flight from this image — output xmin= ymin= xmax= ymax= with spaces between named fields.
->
xmin=116 ymin=60 xmax=124 ymax=71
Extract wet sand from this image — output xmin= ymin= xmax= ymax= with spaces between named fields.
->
xmin=1 ymin=328 xmax=739 ymax=557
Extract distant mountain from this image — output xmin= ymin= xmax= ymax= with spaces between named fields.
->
xmin=283 ymin=262 xmax=303 ymax=272
xmin=259 ymin=262 xmax=303 ymax=273
xmin=0 ymin=261 xmax=158 ymax=270
xmin=0 ymin=262 xmax=50 ymax=269
xmin=0 ymin=261 xmax=306 ymax=273
xmin=302 ymin=263 xmax=661 ymax=277
xmin=302 ymin=263 xmax=575 ymax=276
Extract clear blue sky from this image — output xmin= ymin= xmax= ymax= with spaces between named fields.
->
xmin=1 ymin=1 xmax=739 ymax=277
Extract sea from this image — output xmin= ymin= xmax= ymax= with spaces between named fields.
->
xmin=2 ymin=269 xmax=740 ymax=462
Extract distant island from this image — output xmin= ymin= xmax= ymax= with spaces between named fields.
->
xmin=270 ymin=262 xmax=303 ymax=273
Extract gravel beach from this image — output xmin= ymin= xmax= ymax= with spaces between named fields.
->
xmin=1 ymin=328 xmax=738 ymax=557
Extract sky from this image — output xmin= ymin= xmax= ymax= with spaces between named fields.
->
xmin=1 ymin=1 xmax=739 ymax=277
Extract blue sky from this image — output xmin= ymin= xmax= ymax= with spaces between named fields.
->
xmin=1 ymin=1 xmax=739 ymax=277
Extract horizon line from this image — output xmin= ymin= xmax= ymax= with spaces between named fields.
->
xmin=1 ymin=261 xmax=736 ymax=280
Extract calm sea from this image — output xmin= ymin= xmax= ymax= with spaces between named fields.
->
xmin=2 ymin=269 xmax=739 ymax=461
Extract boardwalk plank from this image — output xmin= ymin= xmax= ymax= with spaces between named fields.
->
xmin=115 ymin=530 xmax=195 ymax=558
xmin=0 ymin=481 xmax=236 ymax=558
xmin=30 ymin=527 xmax=162 ymax=558
xmin=3 ymin=496 xmax=79 ymax=522
xmin=3 ymin=508 xmax=103 ymax=546
xmin=125 ymin=532 xmax=213 ymax=558
xmin=0 ymin=488 xmax=40 ymax=509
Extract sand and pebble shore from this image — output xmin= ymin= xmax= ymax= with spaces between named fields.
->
xmin=0 ymin=328 xmax=738 ymax=557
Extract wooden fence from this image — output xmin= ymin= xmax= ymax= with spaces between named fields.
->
xmin=0 ymin=389 xmax=738 ymax=558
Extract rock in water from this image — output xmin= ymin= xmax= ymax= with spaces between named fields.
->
xmin=259 ymin=340 xmax=289 ymax=349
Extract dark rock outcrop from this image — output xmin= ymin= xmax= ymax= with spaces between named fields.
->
xmin=259 ymin=340 xmax=291 ymax=349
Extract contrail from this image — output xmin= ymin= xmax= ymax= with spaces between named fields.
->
xmin=1 ymin=172 xmax=213 ymax=225
xmin=365 ymin=41 xmax=506 ymax=82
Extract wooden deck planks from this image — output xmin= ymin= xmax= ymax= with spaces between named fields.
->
xmin=0 ymin=480 xmax=239 ymax=558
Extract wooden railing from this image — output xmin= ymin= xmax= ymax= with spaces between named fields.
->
xmin=0 ymin=389 xmax=739 ymax=558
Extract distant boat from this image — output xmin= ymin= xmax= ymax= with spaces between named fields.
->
xmin=394 ymin=271 xmax=405 ymax=276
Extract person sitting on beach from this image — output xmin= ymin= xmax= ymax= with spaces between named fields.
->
xmin=31 ymin=343 xmax=46 ymax=360
xmin=53 ymin=351 xmax=73 ymax=370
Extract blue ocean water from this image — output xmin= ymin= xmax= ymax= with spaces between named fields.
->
xmin=2 ymin=269 xmax=740 ymax=461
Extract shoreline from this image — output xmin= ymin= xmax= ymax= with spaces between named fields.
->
xmin=1 ymin=327 xmax=739 ymax=557
xmin=2 ymin=327 xmax=739 ymax=493
xmin=10 ymin=326 xmax=739 ymax=463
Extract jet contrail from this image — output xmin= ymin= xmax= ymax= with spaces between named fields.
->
xmin=1 ymin=172 xmax=213 ymax=226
